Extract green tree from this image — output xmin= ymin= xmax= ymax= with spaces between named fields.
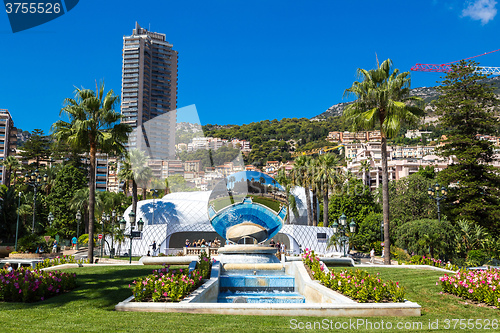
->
xmin=46 ymin=165 xmax=86 ymax=238
xmin=385 ymin=173 xmax=437 ymax=231
xmin=0 ymin=156 xmax=20 ymax=188
xmin=53 ymin=83 xmax=131 ymax=262
xmin=19 ymin=129 xmax=51 ymax=170
xmin=395 ymin=218 xmax=456 ymax=259
xmin=315 ymin=154 xmax=342 ymax=227
xmin=343 ymin=58 xmax=424 ymax=264
xmin=435 ymin=60 xmax=500 ymax=235
xmin=118 ymin=149 xmax=152 ymax=216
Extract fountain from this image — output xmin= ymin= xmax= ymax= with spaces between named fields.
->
xmin=207 ymin=171 xmax=305 ymax=303
xmin=117 ymin=171 xmax=421 ymax=316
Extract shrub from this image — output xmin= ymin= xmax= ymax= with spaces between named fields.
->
xmin=391 ymin=247 xmax=411 ymax=263
xmin=0 ymin=267 xmax=77 ymax=302
xmin=17 ymin=234 xmax=44 ymax=253
xmin=302 ymin=249 xmax=406 ymax=303
xmin=407 ymin=255 xmax=459 ymax=271
xmin=466 ymin=249 xmax=488 ymax=267
xmin=35 ymin=255 xmax=89 ymax=270
xmin=78 ymin=234 xmax=96 ymax=247
xmin=130 ymin=252 xmax=212 ymax=302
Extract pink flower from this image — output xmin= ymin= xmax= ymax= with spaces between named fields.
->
xmin=19 ymin=289 xmax=22 ymax=293
xmin=163 ymin=292 xmax=168 ymax=297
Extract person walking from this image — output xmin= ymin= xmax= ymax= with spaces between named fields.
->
xmin=370 ymin=248 xmax=375 ymax=264
xmin=52 ymin=240 xmax=58 ymax=254
xmin=72 ymin=236 xmax=78 ymax=250
xmin=151 ymin=241 xmax=157 ymax=256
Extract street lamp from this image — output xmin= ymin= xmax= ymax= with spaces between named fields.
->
xmin=120 ymin=211 xmax=144 ymax=264
xmin=15 ymin=192 xmax=21 ymax=251
xmin=331 ymin=213 xmax=357 ymax=257
xmin=76 ymin=210 xmax=82 ymax=251
xmin=24 ymin=169 xmax=47 ymax=233
xmin=428 ymin=183 xmax=447 ymax=222
xmin=48 ymin=212 xmax=54 ymax=226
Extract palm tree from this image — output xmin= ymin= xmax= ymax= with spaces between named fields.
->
xmin=359 ymin=159 xmax=371 ymax=188
xmin=70 ymin=188 xmax=90 ymax=233
xmin=53 ymin=83 xmax=131 ymax=262
xmin=118 ymin=149 xmax=152 ymax=215
xmin=1 ymin=156 xmax=20 ymax=188
xmin=343 ymin=58 xmax=424 ymax=264
xmin=315 ymin=154 xmax=340 ymax=227
xmin=259 ymin=176 xmax=265 ymax=196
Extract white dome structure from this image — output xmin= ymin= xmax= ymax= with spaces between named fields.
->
xmin=112 ymin=187 xmax=334 ymax=257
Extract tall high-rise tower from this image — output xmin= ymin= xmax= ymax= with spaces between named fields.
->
xmin=121 ymin=22 xmax=178 ymax=159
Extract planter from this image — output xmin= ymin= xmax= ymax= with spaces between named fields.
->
xmin=9 ymin=253 xmax=62 ymax=259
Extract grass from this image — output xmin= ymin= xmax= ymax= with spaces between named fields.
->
xmin=1 ymin=265 xmax=498 ymax=332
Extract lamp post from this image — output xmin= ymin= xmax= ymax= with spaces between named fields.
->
xmin=48 ymin=212 xmax=54 ymax=226
xmin=428 ymin=183 xmax=447 ymax=223
xmin=15 ymin=192 xmax=21 ymax=251
xmin=111 ymin=209 xmax=116 ymax=258
xmin=331 ymin=213 xmax=357 ymax=257
xmin=76 ymin=210 xmax=82 ymax=251
xmin=120 ymin=211 xmax=144 ymax=264
xmin=25 ymin=169 xmax=47 ymax=233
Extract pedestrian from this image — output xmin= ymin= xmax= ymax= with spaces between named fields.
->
xmin=3 ymin=262 xmax=13 ymax=272
xmin=151 ymin=241 xmax=157 ymax=256
xmin=72 ymin=236 xmax=77 ymax=250
xmin=52 ymin=240 xmax=58 ymax=254
xmin=370 ymin=248 xmax=375 ymax=264
xmin=185 ymin=239 xmax=190 ymax=247
xmin=270 ymin=239 xmax=275 ymax=247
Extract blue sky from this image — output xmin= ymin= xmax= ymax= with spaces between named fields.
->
xmin=1 ymin=0 xmax=499 ymax=134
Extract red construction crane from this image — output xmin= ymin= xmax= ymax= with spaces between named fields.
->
xmin=411 ymin=49 xmax=500 ymax=76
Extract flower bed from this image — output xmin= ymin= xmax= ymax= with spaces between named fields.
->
xmin=302 ymin=249 xmax=406 ymax=303
xmin=131 ymin=252 xmax=212 ymax=302
xmin=0 ymin=267 xmax=77 ymax=302
xmin=439 ymin=269 xmax=500 ymax=308
xmin=35 ymin=255 xmax=89 ymax=270
xmin=406 ymin=255 xmax=459 ymax=271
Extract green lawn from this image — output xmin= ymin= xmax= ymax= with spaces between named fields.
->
xmin=1 ymin=266 xmax=498 ymax=332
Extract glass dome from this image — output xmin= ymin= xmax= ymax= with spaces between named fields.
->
xmin=208 ymin=171 xmax=287 ymax=243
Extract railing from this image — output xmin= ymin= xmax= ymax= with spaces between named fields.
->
xmin=183 ymin=247 xmax=219 ymax=256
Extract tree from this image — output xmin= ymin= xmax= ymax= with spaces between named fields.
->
xmin=395 ymin=218 xmax=456 ymax=259
xmin=0 ymin=156 xmax=20 ymax=188
xmin=19 ymin=129 xmax=51 ymax=170
xmin=385 ymin=173 xmax=437 ymax=231
xmin=53 ymin=83 xmax=131 ymax=262
xmin=435 ymin=60 xmax=500 ymax=235
xmin=118 ymin=149 xmax=152 ymax=216
xmin=343 ymin=58 xmax=424 ymax=264
xmin=46 ymin=165 xmax=86 ymax=238
xmin=315 ymin=154 xmax=342 ymax=227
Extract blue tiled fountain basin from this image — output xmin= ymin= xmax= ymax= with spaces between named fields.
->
xmin=219 ymin=275 xmax=295 ymax=292
xmin=218 ymin=291 xmax=305 ymax=304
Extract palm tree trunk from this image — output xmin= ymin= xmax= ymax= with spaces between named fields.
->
xmin=132 ymin=180 xmax=138 ymax=214
xmin=323 ymin=188 xmax=329 ymax=227
xmin=305 ymin=185 xmax=313 ymax=226
xmin=312 ymin=189 xmax=318 ymax=227
xmin=88 ymin=145 xmax=96 ymax=263
xmin=381 ymin=137 xmax=391 ymax=265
